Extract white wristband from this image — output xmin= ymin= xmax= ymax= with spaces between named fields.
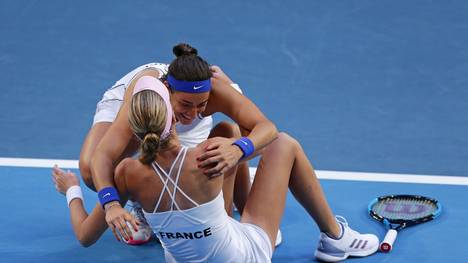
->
xmin=230 ymin=83 xmax=243 ymax=94
xmin=66 ymin=185 xmax=84 ymax=208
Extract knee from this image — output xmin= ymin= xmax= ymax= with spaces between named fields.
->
xmin=79 ymin=156 xmax=96 ymax=191
xmin=210 ymin=121 xmax=241 ymax=138
xmin=273 ymin=132 xmax=301 ymax=154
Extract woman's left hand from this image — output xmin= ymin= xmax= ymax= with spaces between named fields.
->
xmin=52 ymin=165 xmax=80 ymax=195
xmin=197 ymin=137 xmax=244 ymax=177
xmin=210 ymin=65 xmax=234 ymax=87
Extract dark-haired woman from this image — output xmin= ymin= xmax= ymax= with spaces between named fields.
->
xmin=53 ymin=76 xmax=378 ymax=262
xmin=79 ymin=43 xmax=278 ymax=244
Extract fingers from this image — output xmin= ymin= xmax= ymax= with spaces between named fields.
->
xmin=203 ymin=161 xmax=228 ymax=177
xmin=109 ymin=218 xmax=132 ymax=242
xmin=210 ymin=65 xmax=221 ymax=73
xmin=205 ymin=143 xmax=221 ymax=151
xmin=197 ymin=147 xmax=221 ymax=162
xmin=52 ymin=171 xmax=66 ymax=194
xmin=124 ymin=213 xmax=140 ymax=232
xmin=53 ymin=165 xmax=77 ymax=178
xmin=53 ymin=164 xmax=80 ymax=188
xmin=116 ymin=218 xmax=133 ymax=241
xmin=109 ymin=224 xmax=121 ymax=242
xmin=106 ymin=209 xmax=137 ymax=243
xmin=52 ymin=173 xmax=58 ymax=184
xmin=52 ymin=166 xmax=67 ymax=181
xmin=197 ymin=150 xmax=221 ymax=165
xmin=208 ymin=172 xmax=223 ymax=178
xmin=52 ymin=164 xmax=65 ymax=175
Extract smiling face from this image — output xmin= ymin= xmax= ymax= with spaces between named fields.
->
xmin=170 ymin=91 xmax=210 ymax=125
xmin=166 ymin=43 xmax=213 ymax=124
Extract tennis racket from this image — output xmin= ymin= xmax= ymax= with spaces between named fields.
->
xmin=368 ymin=194 xmax=442 ymax=252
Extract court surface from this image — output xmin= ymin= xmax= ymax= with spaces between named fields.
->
xmin=1 ymin=0 xmax=467 ymax=262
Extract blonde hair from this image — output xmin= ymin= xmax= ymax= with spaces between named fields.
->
xmin=129 ymin=90 xmax=171 ymax=165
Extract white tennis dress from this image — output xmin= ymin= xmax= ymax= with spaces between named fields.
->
xmin=92 ymin=62 xmax=214 ymax=147
xmin=143 ymin=146 xmax=272 ymax=263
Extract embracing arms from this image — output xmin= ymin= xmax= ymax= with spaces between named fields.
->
xmin=198 ymin=66 xmax=278 ymax=176
xmin=90 ymin=70 xmax=161 ymax=235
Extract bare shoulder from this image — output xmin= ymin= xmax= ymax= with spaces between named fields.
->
xmin=114 ymin=158 xmax=143 ymax=181
xmin=204 ymin=81 xmax=245 ymax=116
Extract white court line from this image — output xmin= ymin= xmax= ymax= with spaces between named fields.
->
xmin=1 ymin=157 xmax=468 ymax=186
xmin=0 ymin=157 xmax=79 ymax=169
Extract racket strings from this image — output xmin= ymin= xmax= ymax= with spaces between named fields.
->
xmin=372 ymin=198 xmax=437 ymax=220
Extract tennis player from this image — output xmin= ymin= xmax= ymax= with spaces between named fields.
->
xmin=53 ymin=76 xmax=378 ymax=262
xmin=79 ymin=43 xmax=269 ymax=244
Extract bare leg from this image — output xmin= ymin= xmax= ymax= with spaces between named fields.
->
xmin=288 ymin=138 xmax=340 ymax=237
xmin=233 ymin=161 xmax=250 ymax=214
xmin=79 ymin=123 xmax=112 ymax=191
xmin=241 ymin=133 xmax=340 ymax=250
xmin=221 ymin=166 xmax=237 ymax=217
xmin=208 ymin=121 xmax=247 ymax=216
xmin=79 ymin=122 xmax=140 ymax=191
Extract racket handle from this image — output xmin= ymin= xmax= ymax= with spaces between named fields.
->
xmin=380 ymin=229 xmax=398 ymax=252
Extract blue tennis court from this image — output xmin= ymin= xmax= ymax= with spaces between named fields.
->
xmin=1 ymin=0 xmax=467 ymax=262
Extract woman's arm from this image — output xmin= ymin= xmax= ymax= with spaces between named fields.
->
xmin=52 ymin=166 xmax=108 ymax=247
xmin=69 ymin=202 xmax=109 ymax=247
xmin=91 ymin=86 xmax=134 ymax=192
xmin=91 ymin=69 xmax=159 ymax=236
xmin=89 ymin=83 xmax=139 ymax=238
xmin=198 ymin=66 xmax=278 ymax=176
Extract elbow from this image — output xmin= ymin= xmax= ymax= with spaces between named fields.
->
xmin=78 ymin=237 xmax=97 ymax=248
xmin=77 ymin=233 xmax=98 ymax=248
xmin=79 ymin=240 xmax=92 ymax=248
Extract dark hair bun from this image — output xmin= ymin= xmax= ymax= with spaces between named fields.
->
xmin=173 ymin=43 xmax=198 ymax=57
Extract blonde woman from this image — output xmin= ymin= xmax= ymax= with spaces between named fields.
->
xmin=54 ymin=76 xmax=378 ymax=262
xmin=80 ymin=44 xmax=277 ymax=244
xmin=80 ymin=43 xmax=272 ymax=244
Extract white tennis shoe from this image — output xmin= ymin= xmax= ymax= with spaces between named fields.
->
xmin=314 ymin=216 xmax=379 ymax=262
xmin=123 ymin=202 xmax=153 ymax=245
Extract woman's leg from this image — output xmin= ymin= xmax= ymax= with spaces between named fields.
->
xmin=79 ymin=122 xmax=140 ymax=192
xmin=221 ymin=167 xmax=237 ymax=217
xmin=232 ymin=161 xmax=250 ymax=214
xmin=79 ymin=123 xmax=112 ymax=191
xmin=208 ymin=121 xmax=248 ymax=216
xmin=241 ymin=133 xmax=340 ymax=249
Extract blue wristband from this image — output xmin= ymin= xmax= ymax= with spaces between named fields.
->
xmin=98 ymin=187 xmax=120 ymax=207
xmin=232 ymin=137 xmax=255 ymax=159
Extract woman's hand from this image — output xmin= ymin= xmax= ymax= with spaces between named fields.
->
xmin=104 ymin=202 xmax=140 ymax=242
xmin=52 ymin=165 xmax=80 ymax=194
xmin=210 ymin=65 xmax=234 ymax=88
xmin=197 ymin=137 xmax=244 ymax=177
